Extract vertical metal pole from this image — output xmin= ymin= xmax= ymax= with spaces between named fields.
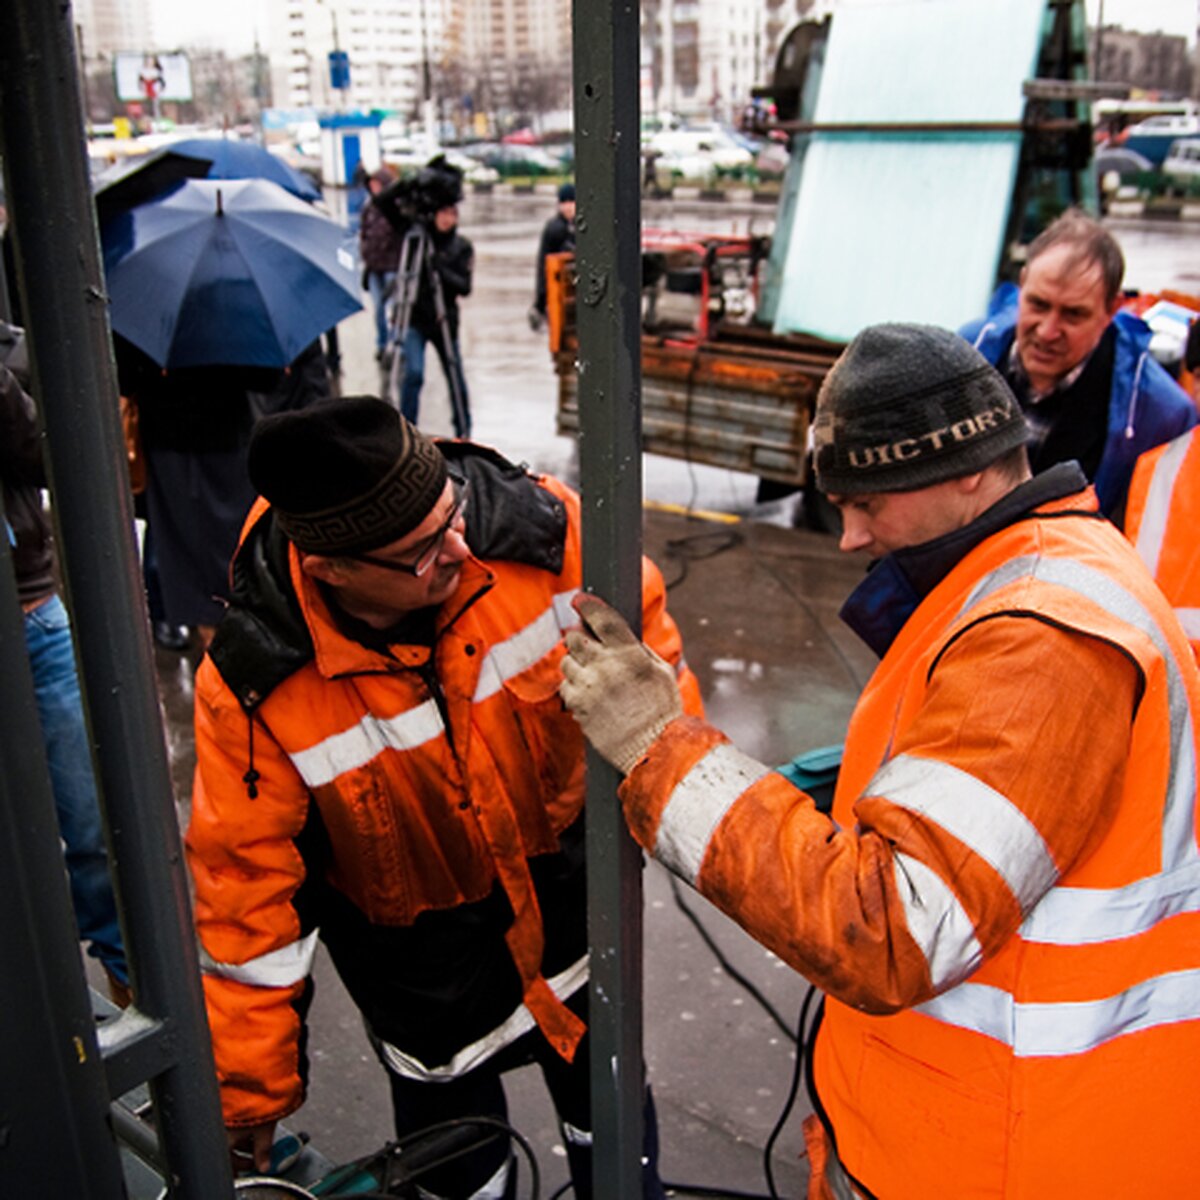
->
xmin=0 ymin=537 xmax=128 ymax=1200
xmin=572 ymin=2 xmax=646 ymax=1197
xmin=0 ymin=4 xmax=234 ymax=1198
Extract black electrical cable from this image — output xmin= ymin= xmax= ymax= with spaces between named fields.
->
xmin=762 ymin=985 xmax=818 ymax=1200
xmin=666 ymin=874 xmax=796 ymax=1044
xmin=660 ymin=526 xmax=745 ymax=590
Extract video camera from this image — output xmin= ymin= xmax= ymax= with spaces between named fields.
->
xmin=381 ymin=155 xmax=465 ymax=227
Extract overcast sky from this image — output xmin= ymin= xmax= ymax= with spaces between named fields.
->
xmin=152 ymin=0 xmax=270 ymax=55
xmin=151 ymin=0 xmax=1198 ymax=57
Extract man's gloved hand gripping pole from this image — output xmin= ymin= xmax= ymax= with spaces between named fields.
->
xmin=560 ymin=593 xmax=683 ymax=775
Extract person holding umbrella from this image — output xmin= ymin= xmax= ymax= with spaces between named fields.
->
xmin=103 ymin=177 xmax=361 ymax=651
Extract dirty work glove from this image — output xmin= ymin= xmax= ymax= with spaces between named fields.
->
xmin=561 ymin=593 xmax=683 ymax=775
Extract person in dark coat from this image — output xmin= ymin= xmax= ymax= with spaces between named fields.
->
xmin=960 ymin=208 xmax=1197 ymax=521
xmin=529 ymin=183 xmax=576 ymax=331
xmin=116 ymin=338 xmax=330 ymax=653
xmin=359 ymin=166 xmax=403 ymax=361
xmin=378 ymin=158 xmax=474 ymax=439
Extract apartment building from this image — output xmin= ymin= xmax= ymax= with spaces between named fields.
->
xmin=644 ymin=0 xmax=825 ymax=123
xmin=265 ymin=0 xmax=450 ymax=113
xmin=454 ymin=0 xmax=572 ymax=119
xmin=74 ymin=0 xmax=154 ymax=58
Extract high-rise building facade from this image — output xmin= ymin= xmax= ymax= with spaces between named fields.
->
xmin=643 ymin=0 xmax=826 ymax=123
xmin=74 ymin=0 xmax=154 ymax=58
xmin=261 ymin=0 xmax=572 ymax=124
xmin=454 ymin=0 xmax=572 ymax=122
xmin=265 ymin=0 xmax=449 ymax=115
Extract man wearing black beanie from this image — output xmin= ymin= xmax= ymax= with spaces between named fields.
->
xmin=560 ymin=324 xmax=1200 ymax=1199
xmin=187 ymin=396 xmax=702 ymax=1198
xmin=529 ymin=182 xmax=576 ymax=332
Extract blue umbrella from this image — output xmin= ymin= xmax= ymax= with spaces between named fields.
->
xmin=168 ymin=137 xmax=323 ymax=203
xmin=102 ymin=178 xmax=362 ymax=370
xmin=93 ymin=148 xmax=213 ymax=224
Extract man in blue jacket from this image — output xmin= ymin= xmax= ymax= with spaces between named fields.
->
xmin=960 ymin=208 xmax=1196 ymax=519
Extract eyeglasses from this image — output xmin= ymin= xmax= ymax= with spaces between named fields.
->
xmin=349 ymin=476 xmax=469 ymax=577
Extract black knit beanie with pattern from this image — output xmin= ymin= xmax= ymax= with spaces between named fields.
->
xmin=248 ymin=395 xmax=447 ymax=555
xmin=813 ymin=323 xmax=1028 ymax=495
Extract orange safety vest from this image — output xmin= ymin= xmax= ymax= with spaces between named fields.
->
xmin=813 ymin=495 xmax=1200 ymax=1199
xmin=1126 ymin=426 xmax=1200 ymax=662
xmin=620 ymin=487 xmax=1200 ymax=1199
xmin=189 ymin=475 xmax=703 ymax=1126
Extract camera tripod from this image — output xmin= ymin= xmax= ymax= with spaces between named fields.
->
xmin=383 ymin=220 xmax=470 ymax=438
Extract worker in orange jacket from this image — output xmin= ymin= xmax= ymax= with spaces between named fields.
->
xmin=186 ymin=396 xmax=701 ymax=1198
xmin=561 ymin=324 xmax=1200 ymax=1199
xmin=1125 ymin=426 xmax=1200 ymax=662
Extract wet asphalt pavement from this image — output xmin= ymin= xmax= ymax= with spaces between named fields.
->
xmin=145 ymin=193 xmax=1197 ymax=1198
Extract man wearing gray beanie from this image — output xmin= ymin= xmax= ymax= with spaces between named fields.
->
xmin=186 ymin=396 xmax=701 ymax=1197
xmin=559 ymin=323 xmax=1200 ymax=1198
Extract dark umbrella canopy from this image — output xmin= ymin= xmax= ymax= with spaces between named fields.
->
xmin=93 ymin=148 xmax=214 ymax=225
xmin=168 ymin=137 xmax=323 ymax=202
xmin=102 ymin=178 xmax=361 ymax=370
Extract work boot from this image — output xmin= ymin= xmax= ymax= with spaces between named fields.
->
xmin=152 ymin=621 xmax=190 ymax=651
xmin=104 ymin=966 xmax=133 ymax=1010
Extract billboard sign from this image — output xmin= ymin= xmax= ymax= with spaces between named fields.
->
xmin=114 ymin=52 xmax=193 ymax=103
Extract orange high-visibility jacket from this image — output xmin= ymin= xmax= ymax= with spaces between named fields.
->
xmin=187 ymin=467 xmax=702 ymax=1128
xmin=1126 ymin=426 xmax=1200 ymax=662
xmin=620 ymin=486 xmax=1200 ymax=1198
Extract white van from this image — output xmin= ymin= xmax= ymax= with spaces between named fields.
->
xmin=1163 ymin=138 xmax=1200 ymax=184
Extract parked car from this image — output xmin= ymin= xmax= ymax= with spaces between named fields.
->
xmin=1163 ymin=138 xmax=1200 ymax=190
xmin=458 ymin=142 xmax=566 ymax=178
xmin=380 ymin=138 xmax=500 ymax=186
xmin=643 ymin=126 xmax=755 ymax=183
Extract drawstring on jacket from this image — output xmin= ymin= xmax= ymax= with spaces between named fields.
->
xmin=1125 ymin=351 xmax=1148 ymax=439
xmin=243 ymin=714 xmax=261 ymax=799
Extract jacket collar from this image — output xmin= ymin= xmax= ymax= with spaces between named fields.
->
xmin=839 ymin=462 xmax=1094 ymax=658
xmin=291 ymin=547 xmax=495 ymax=679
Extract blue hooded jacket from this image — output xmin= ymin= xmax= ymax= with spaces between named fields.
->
xmin=960 ymin=283 xmax=1197 ymax=518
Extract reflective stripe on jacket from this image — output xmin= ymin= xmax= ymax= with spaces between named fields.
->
xmin=188 ymin=471 xmax=703 ymax=1127
xmin=620 ymin=486 xmax=1200 ymax=1198
xmin=1126 ymin=427 xmax=1200 ymax=659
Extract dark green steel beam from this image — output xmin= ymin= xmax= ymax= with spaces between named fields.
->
xmin=0 ymin=3 xmax=234 ymax=1195
xmin=0 ymin=519 xmax=127 ymax=1199
xmin=572 ymin=2 xmax=647 ymax=1197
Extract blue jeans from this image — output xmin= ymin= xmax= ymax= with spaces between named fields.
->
xmin=400 ymin=324 xmax=471 ymax=439
xmin=367 ymin=270 xmax=397 ymax=353
xmin=23 ymin=594 xmax=128 ymax=984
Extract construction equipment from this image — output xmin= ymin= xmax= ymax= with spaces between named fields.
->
xmin=547 ymin=0 xmax=1099 ymax=520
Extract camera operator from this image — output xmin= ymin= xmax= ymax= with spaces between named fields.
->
xmin=378 ymin=157 xmax=474 ymax=439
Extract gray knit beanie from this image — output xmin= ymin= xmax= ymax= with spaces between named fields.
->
xmin=813 ymin=323 xmax=1028 ymax=495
